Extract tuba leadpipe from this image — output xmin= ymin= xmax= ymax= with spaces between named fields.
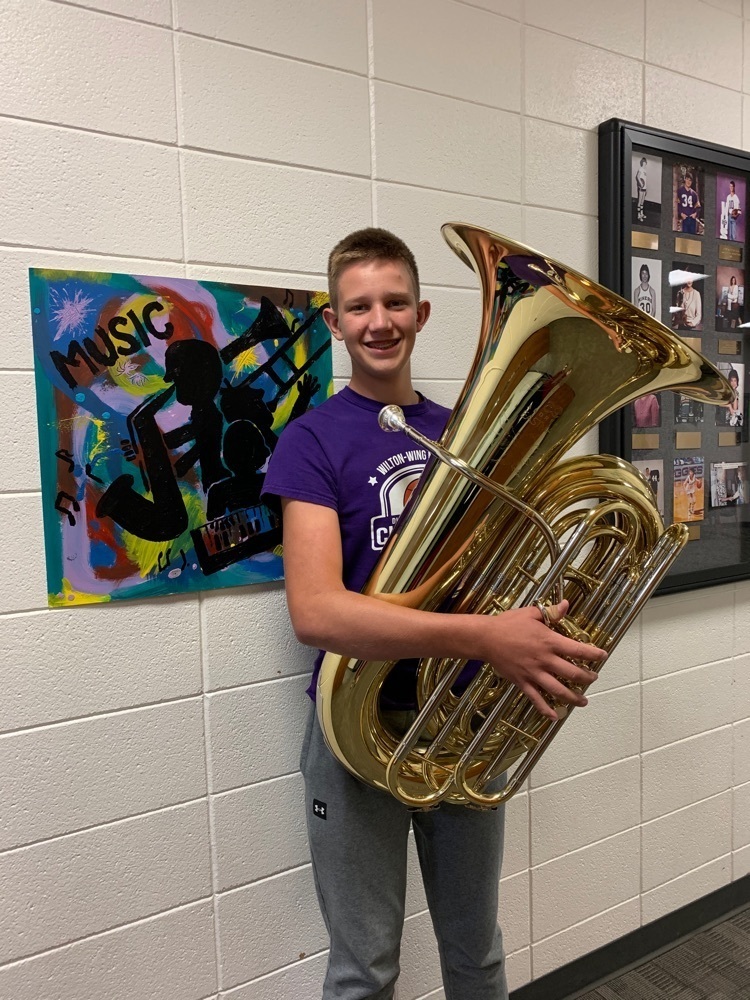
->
xmin=317 ymin=223 xmax=733 ymax=809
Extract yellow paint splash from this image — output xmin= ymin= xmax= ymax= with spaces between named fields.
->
xmin=50 ymin=578 xmax=112 ymax=608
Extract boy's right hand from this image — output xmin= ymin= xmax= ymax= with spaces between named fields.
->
xmin=477 ymin=601 xmax=606 ymax=721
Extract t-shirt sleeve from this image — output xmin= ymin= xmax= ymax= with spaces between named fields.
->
xmin=261 ymin=418 xmax=338 ymax=514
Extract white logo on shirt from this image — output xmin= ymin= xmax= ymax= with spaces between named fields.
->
xmin=370 ymin=461 xmax=424 ymax=551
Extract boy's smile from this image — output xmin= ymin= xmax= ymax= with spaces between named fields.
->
xmin=323 ymin=259 xmax=431 ymax=404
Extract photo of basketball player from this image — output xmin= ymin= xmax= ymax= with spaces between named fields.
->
xmin=634 ymin=459 xmax=664 ymax=515
xmin=672 ymin=165 xmax=704 ymax=235
xmin=715 ymin=362 xmax=744 ymax=427
xmin=717 ymin=174 xmax=745 ymax=243
xmin=716 ymin=265 xmax=745 ymax=331
xmin=631 ymin=152 xmax=662 ymax=227
xmin=673 ymin=456 xmax=704 ymax=523
xmin=631 ymin=256 xmax=661 ymax=320
xmin=710 ymin=462 xmax=747 ymax=507
xmin=670 ymin=262 xmax=705 ymax=332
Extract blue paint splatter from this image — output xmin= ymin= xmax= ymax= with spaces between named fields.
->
xmin=75 ymin=392 xmax=85 ymax=403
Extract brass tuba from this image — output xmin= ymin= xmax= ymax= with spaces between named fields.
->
xmin=317 ymin=223 xmax=733 ymax=809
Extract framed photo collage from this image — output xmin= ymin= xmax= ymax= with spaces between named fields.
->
xmin=599 ymin=120 xmax=750 ymax=594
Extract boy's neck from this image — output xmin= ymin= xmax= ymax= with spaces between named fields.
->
xmin=346 ymin=371 xmax=420 ymax=406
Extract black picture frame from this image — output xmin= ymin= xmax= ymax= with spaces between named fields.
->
xmin=599 ymin=118 xmax=750 ymax=594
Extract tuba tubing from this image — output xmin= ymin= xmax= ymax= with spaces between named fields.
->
xmin=317 ymin=223 xmax=733 ymax=809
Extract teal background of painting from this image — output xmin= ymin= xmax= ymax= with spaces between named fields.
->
xmin=29 ymin=268 xmax=332 ymax=606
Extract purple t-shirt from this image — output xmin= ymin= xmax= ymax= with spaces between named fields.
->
xmin=262 ymin=386 xmax=451 ymax=701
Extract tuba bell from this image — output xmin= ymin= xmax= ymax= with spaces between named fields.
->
xmin=316 ymin=223 xmax=733 ymax=810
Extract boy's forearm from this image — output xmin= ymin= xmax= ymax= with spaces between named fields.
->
xmin=290 ymin=587 xmax=489 ymax=664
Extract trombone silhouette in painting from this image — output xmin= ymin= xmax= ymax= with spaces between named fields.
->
xmin=30 ymin=271 xmax=332 ymax=606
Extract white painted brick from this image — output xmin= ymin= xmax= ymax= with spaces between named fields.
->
xmin=0 ymin=599 xmax=200 ymax=732
xmin=524 ymin=120 xmax=598 ymax=218
xmin=530 ymin=684 xmax=640 ymax=787
xmin=68 ymin=0 xmax=172 ymax=25
xmin=736 ymin=719 xmax=750 ymax=785
xmin=525 ymin=0 xmax=645 ymax=58
xmin=0 ymin=0 xmax=176 ymax=141
xmin=531 ymin=828 xmax=640 ymax=941
xmin=734 ymin=780 xmax=750 ymax=849
xmin=413 ymin=378 xmax=461 ymax=412
xmin=375 ymin=184 xmax=524 ymax=289
xmin=0 ymin=901 xmax=216 ymax=1000
xmin=525 ymin=29 xmax=642 ymax=131
xmin=0 ymin=248 xmax=186 ymax=370
xmin=530 ymin=758 xmax=640 ymax=866
xmin=503 ymin=791 xmax=530 ymax=877
xmin=642 ymin=660 xmax=735 ymax=752
xmin=532 ymin=897 xmax=640 ymax=979
xmin=0 ymin=373 xmax=38 ymax=491
xmin=524 ymin=207 xmax=598 ymax=278
xmin=207 ymin=675 xmax=309 ymax=792
xmin=746 ymin=22 xmax=750 ymax=92
xmin=596 ymin=618 xmax=640 ymax=693
xmin=203 ymin=585 xmax=311 ymax=689
xmin=647 ymin=0 xmax=741 ymax=91
xmin=0 ymin=494 xmax=47 ymax=612
xmin=178 ymin=36 xmax=370 ymax=175
xmin=735 ymin=583 xmax=750 ymax=654
xmin=469 ymin=0 xmax=522 ymax=17
xmin=182 ymin=152 xmax=371 ymax=268
xmin=738 ymin=92 xmax=750 ymax=149
xmin=500 ymin=869 xmax=530 ymax=955
xmin=735 ymin=842 xmax=750 ymax=877
xmin=0 ymin=801 xmax=211 ymax=964
xmin=373 ymin=0 xmax=520 ymax=111
xmin=645 ymin=66 xmax=743 ymax=149
xmin=217 ymin=865 xmax=326 ymax=988
xmin=0 ymin=699 xmax=206 ymax=851
xmin=221 ymin=952 xmax=327 ymax=1000
xmin=212 ymin=773 xmax=308 ymax=891
xmin=0 ymin=119 xmax=183 ymax=258
xmin=642 ymin=856 xmax=731 ymax=924
xmin=505 ymin=947 xmax=531 ymax=992
xmin=641 ymin=791 xmax=732 ymax=891
xmin=410 ymin=286 xmax=483 ymax=382
xmin=642 ymin=587 xmax=734 ymax=680
xmin=642 ymin=727 xmax=733 ymax=822
xmin=374 ymin=83 xmax=521 ymax=202
xmin=707 ymin=0 xmax=742 ymax=14
xmin=175 ymin=0 xmax=368 ymax=74
xmin=398 ymin=910 xmax=442 ymax=1000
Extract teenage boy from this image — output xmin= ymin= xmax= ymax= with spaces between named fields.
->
xmin=262 ymin=228 xmax=605 ymax=1000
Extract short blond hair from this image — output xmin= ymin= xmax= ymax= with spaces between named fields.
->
xmin=327 ymin=228 xmax=420 ymax=310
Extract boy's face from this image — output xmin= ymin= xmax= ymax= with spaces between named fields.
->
xmin=324 ymin=259 xmax=430 ymax=398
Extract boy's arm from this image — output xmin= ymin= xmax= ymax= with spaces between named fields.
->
xmin=282 ymin=498 xmax=605 ymax=720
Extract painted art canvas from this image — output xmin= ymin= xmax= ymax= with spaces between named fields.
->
xmin=30 ymin=270 xmax=332 ymax=606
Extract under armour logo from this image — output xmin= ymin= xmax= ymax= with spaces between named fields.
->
xmin=313 ymin=799 xmax=327 ymax=820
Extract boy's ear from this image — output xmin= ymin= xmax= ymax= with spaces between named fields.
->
xmin=323 ymin=305 xmax=344 ymax=342
xmin=416 ymin=299 xmax=431 ymax=332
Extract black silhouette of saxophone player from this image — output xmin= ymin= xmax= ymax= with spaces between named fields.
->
xmin=96 ymin=340 xmax=228 ymax=542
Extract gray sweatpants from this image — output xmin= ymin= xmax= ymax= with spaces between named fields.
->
xmin=300 ymin=705 xmax=509 ymax=1000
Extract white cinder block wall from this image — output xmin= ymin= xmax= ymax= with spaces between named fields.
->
xmin=1 ymin=0 xmax=749 ymax=997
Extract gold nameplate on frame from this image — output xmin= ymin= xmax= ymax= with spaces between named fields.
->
xmin=632 ymin=432 xmax=659 ymax=450
xmin=718 ymin=340 xmax=742 ymax=355
xmin=680 ymin=336 xmax=702 ymax=351
xmin=675 ymin=431 xmax=701 ymax=449
xmin=674 ymin=237 xmax=702 ymax=256
xmin=718 ymin=431 xmax=741 ymax=446
xmin=686 ymin=525 xmax=701 ymax=541
xmin=632 ymin=232 xmax=659 ymax=251
xmin=719 ymin=244 xmax=743 ymax=263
